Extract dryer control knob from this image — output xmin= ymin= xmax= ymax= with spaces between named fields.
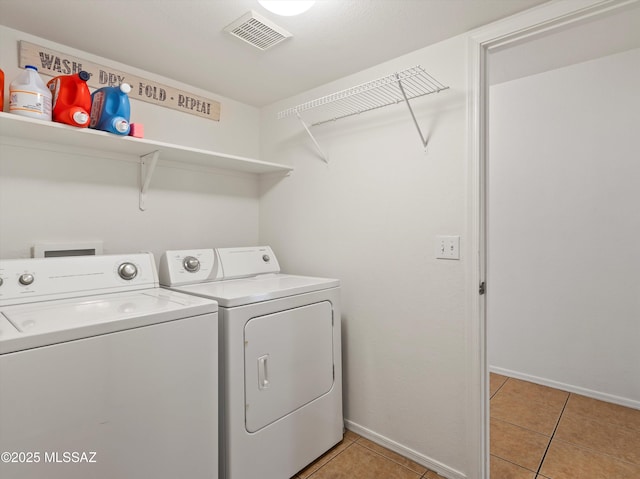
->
xmin=0 ymin=277 xmax=3 ymax=287
xmin=19 ymin=273 xmax=34 ymax=286
xmin=183 ymin=256 xmax=200 ymax=272
xmin=262 ymin=254 xmax=270 ymax=262
xmin=118 ymin=262 xmax=138 ymax=281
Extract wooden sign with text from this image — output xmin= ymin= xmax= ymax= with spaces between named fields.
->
xmin=19 ymin=41 xmax=221 ymax=121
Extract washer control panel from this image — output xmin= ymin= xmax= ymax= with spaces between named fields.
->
xmin=0 ymin=253 xmax=157 ymax=306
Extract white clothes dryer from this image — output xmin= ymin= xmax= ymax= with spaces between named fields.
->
xmin=0 ymin=253 xmax=218 ymax=479
xmin=159 ymin=246 xmax=343 ymax=479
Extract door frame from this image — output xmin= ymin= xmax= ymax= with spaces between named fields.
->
xmin=466 ymin=0 xmax=639 ymax=477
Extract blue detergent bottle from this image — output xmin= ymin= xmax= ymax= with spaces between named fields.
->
xmin=89 ymin=83 xmax=131 ymax=135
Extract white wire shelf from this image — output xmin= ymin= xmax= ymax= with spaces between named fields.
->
xmin=277 ymin=66 xmax=449 ymax=162
xmin=278 ymin=66 xmax=448 ymax=125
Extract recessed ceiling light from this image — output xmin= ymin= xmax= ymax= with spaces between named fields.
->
xmin=258 ymin=1 xmax=315 ymax=16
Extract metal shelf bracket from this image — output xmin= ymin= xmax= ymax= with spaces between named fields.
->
xmin=396 ymin=73 xmax=429 ymax=149
xmin=296 ymin=112 xmax=328 ymax=163
xmin=139 ymin=150 xmax=160 ymax=211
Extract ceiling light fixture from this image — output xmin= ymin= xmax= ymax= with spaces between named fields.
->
xmin=258 ymin=0 xmax=315 ymax=16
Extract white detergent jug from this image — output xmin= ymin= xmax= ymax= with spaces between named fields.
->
xmin=9 ymin=65 xmax=52 ymax=120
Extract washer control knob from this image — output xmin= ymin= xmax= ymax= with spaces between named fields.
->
xmin=262 ymin=255 xmax=270 ymax=262
xmin=183 ymin=256 xmax=200 ymax=272
xmin=118 ymin=262 xmax=138 ymax=281
xmin=19 ymin=273 xmax=34 ymax=286
xmin=0 ymin=277 xmax=3 ymax=287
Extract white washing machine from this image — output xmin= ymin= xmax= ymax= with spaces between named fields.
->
xmin=159 ymin=246 xmax=342 ymax=479
xmin=0 ymin=253 xmax=219 ymax=479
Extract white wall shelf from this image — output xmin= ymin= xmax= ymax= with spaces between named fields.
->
xmin=0 ymin=111 xmax=293 ymax=210
xmin=278 ymin=65 xmax=449 ymax=162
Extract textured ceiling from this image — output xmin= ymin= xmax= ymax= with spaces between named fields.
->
xmin=0 ymin=0 xmax=548 ymax=106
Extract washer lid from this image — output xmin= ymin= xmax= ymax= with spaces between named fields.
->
xmin=0 ymin=316 xmax=21 ymax=342
xmin=172 ymin=274 xmax=339 ymax=307
xmin=0 ymin=289 xmax=217 ymax=354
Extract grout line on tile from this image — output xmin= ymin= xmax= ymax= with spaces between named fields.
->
xmin=491 ymin=376 xmax=510 ymax=399
xmin=350 ymin=436 xmax=362 ymax=443
xmin=490 ymin=416 xmax=552 ymax=439
xmin=563 ymin=393 xmax=640 ymax=433
xmin=419 ymin=468 xmax=443 ymax=479
xmin=355 ymin=441 xmax=426 ymax=476
xmin=491 ymin=454 xmax=539 ymax=475
xmin=299 ymin=440 xmax=357 ymax=479
xmin=495 ymin=378 xmax=570 ymax=411
xmin=305 ymin=441 xmax=424 ymax=479
xmin=535 ymin=391 xmax=571 ymax=476
xmin=551 ymin=437 xmax=640 ymax=467
xmin=329 ymin=438 xmax=357 ymax=455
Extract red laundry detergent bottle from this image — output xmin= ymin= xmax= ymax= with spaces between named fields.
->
xmin=89 ymin=83 xmax=131 ymax=135
xmin=47 ymin=71 xmax=92 ymax=127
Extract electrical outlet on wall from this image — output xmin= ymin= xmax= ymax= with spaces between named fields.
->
xmin=435 ymin=235 xmax=460 ymax=260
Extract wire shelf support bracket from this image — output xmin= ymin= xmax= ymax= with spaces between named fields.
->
xmin=278 ymin=65 xmax=449 ymax=161
xmin=296 ymin=111 xmax=328 ymax=163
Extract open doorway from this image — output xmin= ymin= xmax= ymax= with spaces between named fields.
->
xmin=468 ymin=1 xmax=640 ymax=478
xmin=486 ymin=5 xmax=640 ymax=476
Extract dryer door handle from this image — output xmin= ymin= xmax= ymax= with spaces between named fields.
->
xmin=258 ymin=354 xmax=270 ymax=390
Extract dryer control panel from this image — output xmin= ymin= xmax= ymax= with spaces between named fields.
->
xmin=159 ymin=246 xmax=282 ymax=285
xmin=158 ymin=249 xmax=222 ymax=286
xmin=216 ymin=246 xmax=280 ymax=280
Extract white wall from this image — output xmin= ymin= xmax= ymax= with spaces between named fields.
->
xmin=259 ymin=36 xmax=471 ymax=478
xmin=0 ymin=26 xmax=262 ymax=261
xmin=488 ymin=48 xmax=640 ymax=406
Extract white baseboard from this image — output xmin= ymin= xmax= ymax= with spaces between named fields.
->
xmin=490 ymin=366 xmax=640 ymax=410
xmin=343 ymin=419 xmax=467 ymax=479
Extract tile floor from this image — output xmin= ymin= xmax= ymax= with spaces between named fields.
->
xmin=291 ymin=430 xmax=447 ymax=479
xmin=490 ymin=373 xmax=640 ymax=478
xmin=290 ymin=375 xmax=640 ymax=478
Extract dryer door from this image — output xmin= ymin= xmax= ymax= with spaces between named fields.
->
xmin=244 ymin=301 xmax=334 ymax=433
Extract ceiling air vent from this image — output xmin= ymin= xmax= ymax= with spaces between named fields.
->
xmin=223 ymin=10 xmax=292 ymax=51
